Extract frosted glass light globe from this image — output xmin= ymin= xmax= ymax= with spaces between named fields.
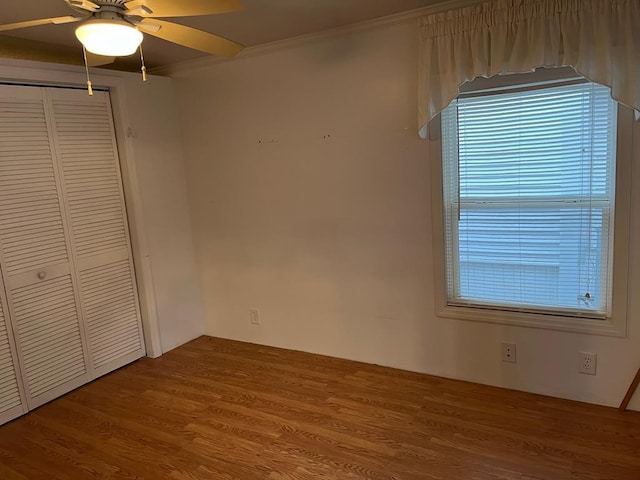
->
xmin=76 ymin=19 xmax=143 ymax=56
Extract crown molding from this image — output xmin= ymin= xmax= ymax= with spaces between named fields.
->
xmin=150 ymin=0 xmax=484 ymax=77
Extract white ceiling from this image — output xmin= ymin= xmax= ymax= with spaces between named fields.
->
xmin=1 ymin=0 xmax=440 ymax=71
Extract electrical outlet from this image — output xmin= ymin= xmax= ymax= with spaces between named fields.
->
xmin=502 ymin=342 xmax=517 ymax=363
xmin=579 ymin=352 xmax=597 ymax=375
xmin=249 ymin=308 xmax=260 ymax=325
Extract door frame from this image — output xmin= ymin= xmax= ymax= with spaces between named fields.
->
xmin=0 ymin=58 xmax=163 ymax=358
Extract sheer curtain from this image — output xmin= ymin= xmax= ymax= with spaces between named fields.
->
xmin=418 ymin=0 xmax=640 ymax=138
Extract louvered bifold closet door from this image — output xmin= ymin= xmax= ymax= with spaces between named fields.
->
xmin=47 ymin=88 xmax=144 ymax=378
xmin=0 ymin=85 xmax=90 ymax=409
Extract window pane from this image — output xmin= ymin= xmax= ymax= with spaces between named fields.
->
xmin=442 ymin=80 xmax=617 ymax=317
xmin=458 ymin=207 xmax=607 ymax=311
xmin=458 ymin=85 xmax=613 ymax=198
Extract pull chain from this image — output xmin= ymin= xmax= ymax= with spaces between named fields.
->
xmin=82 ymin=46 xmax=93 ymax=96
xmin=140 ymin=44 xmax=147 ymax=82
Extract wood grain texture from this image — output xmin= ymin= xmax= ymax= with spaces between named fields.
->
xmin=0 ymin=335 xmax=639 ymax=479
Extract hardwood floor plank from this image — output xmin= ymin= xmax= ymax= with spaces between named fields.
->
xmin=0 ymin=335 xmax=639 ymax=479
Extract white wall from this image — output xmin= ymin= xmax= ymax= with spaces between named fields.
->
xmin=118 ymin=74 xmax=205 ymax=353
xmin=0 ymin=59 xmax=205 ymax=355
xmin=171 ymin=21 xmax=640 ymax=410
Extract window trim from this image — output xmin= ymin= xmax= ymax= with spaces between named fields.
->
xmin=429 ymin=76 xmax=633 ymax=337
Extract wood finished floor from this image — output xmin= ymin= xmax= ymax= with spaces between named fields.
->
xmin=0 ymin=336 xmax=639 ymax=479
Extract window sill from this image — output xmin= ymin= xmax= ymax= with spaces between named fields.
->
xmin=438 ymin=303 xmax=627 ymax=337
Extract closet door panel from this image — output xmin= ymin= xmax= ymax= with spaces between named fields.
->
xmin=0 ymin=85 xmax=90 ymax=409
xmin=48 ymin=89 xmax=144 ymax=376
xmin=0 ymin=89 xmax=69 ymax=275
xmin=80 ymin=258 xmax=142 ymax=370
xmin=0 ymin=292 xmax=26 ymax=425
xmin=11 ymin=274 xmax=86 ymax=404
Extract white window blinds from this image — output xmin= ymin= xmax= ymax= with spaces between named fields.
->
xmin=441 ymin=81 xmax=618 ymax=318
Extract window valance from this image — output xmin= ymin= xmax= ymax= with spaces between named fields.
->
xmin=418 ymin=0 xmax=640 ymax=138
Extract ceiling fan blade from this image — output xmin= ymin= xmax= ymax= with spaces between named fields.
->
xmin=139 ymin=19 xmax=243 ymax=57
xmin=125 ymin=0 xmax=243 ymax=18
xmin=130 ymin=20 xmax=161 ymax=33
xmin=0 ymin=16 xmax=84 ymax=32
xmin=86 ymin=53 xmax=116 ymax=67
xmin=0 ymin=34 xmax=88 ymax=67
xmin=65 ymin=0 xmax=100 ymax=12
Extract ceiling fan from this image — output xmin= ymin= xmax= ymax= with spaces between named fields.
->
xmin=0 ymin=0 xmax=245 ymax=67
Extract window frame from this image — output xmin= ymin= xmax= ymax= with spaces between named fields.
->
xmin=429 ymin=70 xmax=633 ymax=337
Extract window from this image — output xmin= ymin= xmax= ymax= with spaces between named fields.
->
xmin=432 ymin=70 xmax=632 ymax=335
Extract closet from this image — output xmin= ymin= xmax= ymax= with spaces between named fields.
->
xmin=0 ymin=84 xmax=145 ymax=426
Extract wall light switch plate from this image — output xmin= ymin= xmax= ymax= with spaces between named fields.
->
xmin=249 ymin=308 xmax=260 ymax=325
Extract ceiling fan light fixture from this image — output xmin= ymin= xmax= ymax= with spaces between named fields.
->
xmin=75 ymin=19 xmax=143 ymax=56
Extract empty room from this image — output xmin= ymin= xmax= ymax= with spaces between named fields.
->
xmin=0 ymin=0 xmax=639 ymax=478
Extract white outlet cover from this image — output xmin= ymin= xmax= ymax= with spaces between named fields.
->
xmin=579 ymin=351 xmax=597 ymax=375
xmin=501 ymin=342 xmax=517 ymax=363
